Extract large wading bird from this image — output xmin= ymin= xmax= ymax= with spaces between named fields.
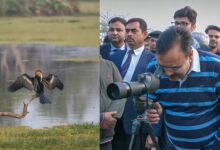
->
xmin=8 ymin=70 xmax=64 ymax=104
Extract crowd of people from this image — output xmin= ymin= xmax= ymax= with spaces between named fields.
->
xmin=100 ymin=6 xmax=220 ymax=150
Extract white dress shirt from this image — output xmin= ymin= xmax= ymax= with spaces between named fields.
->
xmin=121 ymin=45 xmax=145 ymax=82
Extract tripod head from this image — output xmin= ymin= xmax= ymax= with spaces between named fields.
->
xmin=129 ymin=95 xmax=161 ymax=150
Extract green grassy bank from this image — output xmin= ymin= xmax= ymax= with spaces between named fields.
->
xmin=0 ymin=1 xmax=99 ymax=47
xmin=0 ymin=16 xmax=98 ymax=47
xmin=0 ymin=124 xmax=99 ymax=150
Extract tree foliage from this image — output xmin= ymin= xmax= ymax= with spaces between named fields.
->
xmin=0 ymin=0 xmax=80 ymax=16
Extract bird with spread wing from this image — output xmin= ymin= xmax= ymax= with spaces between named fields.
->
xmin=8 ymin=70 xmax=64 ymax=104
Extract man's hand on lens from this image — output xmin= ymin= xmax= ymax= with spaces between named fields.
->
xmin=100 ymin=111 xmax=117 ymax=129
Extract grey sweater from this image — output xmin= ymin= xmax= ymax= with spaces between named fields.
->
xmin=100 ymin=57 xmax=126 ymax=144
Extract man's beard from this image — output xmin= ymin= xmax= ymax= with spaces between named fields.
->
xmin=209 ymin=40 xmax=218 ymax=49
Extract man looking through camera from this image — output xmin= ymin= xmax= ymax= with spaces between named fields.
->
xmin=147 ymin=26 xmax=220 ymax=149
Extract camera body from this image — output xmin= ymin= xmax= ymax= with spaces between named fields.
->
xmin=107 ymin=72 xmax=160 ymax=100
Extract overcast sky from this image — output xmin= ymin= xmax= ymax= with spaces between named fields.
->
xmin=100 ymin=0 xmax=220 ymax=33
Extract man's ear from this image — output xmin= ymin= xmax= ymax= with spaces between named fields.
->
xmin=189 ymin=49 xmax=193 ymax=63
xmin=191 ymin=24 xmax=196 ymax=32
xmin=143 ymin=31 xmax=148 ymax=39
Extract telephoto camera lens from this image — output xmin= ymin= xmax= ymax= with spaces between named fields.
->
xmin=107 ymin=73 xmax=160 ymax=100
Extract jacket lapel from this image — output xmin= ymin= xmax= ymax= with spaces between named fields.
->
xmin=131 ymin=49 xmax=147 ymax=81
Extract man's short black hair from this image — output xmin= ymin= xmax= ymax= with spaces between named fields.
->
xmin=156 ymin=26 xmax=192 ymax=56
xmin=174 ymin=6 xmax=197 ymax=24
xmin=108 ymin=17 xmax=127 ymax=26
xmin=205 ymin=25 xmax=220 ymax=34
xmin=149 ymin=30 xmax=162 ymax=39
xmin=126 ymin=18 xmax=147 ymax=32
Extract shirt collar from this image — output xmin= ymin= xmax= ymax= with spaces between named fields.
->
xmin=127 ymin=45 xmax=145 ymax=56
xmin=110 ymin=43 xmax=125 ymax=51
xmin=177 ymin=48 xmax=200 ymax=86
xmin=190 ymin=47 xmax=200 ymax=72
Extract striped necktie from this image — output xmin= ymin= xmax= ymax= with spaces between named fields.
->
xmin=120 ymin=50 xmax=134 ymax=78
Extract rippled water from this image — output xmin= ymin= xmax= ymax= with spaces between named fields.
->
xmin=0 ymin=44 xmax=99 ymax=129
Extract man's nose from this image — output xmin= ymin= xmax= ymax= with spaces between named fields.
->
xmin=126 ymin=31 xmax=132 ymax=36
xmin=176 ymin=24 xmax=182 ymax=28
xmin=112 ymin=29 xmax=118 ymax=34
xmin=164 ymin=69 xmax=175 ymax=76
xmin=152 ymin=41 xmax=156 ymax=45
xmin=209 ymin=36 xmax=214 ymax=40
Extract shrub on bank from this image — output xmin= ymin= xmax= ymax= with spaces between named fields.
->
xmin=0 ymin=0 xmax=80 ymax=16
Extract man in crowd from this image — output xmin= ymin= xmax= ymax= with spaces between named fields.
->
xmin=205 ymin=25 xmax=220 ymax=56
xmin=100 ymin=17 xmax=127 ymax=60
xmin=172 ymin=6 xmax=200 ymax=49
xmin=110 ymin=18 xmax=154 ymax=150
xmin=148 ymin=30 xmax=162 ymax=53
xmin=144 ymin=36 xmax=151 ymax=50
xmin=147 ymin=26 xmax=220 ymax=149
xmin=100 ymin=56 xmax=126 ymax=150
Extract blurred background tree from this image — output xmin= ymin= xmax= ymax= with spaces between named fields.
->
xmin=0 ymin=0 xmax=80 ymax=16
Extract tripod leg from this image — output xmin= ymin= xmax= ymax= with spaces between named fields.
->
xmin=129 ymin=134 xmax=135 ymax=150
xmin=129 ymin=119 xmax=141 ymax=150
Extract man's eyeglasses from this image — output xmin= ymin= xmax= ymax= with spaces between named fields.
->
xmin=156 ymin=64 xmax=183 ymax=72
xmin=171 ymin=21 xmax=190 ymax=27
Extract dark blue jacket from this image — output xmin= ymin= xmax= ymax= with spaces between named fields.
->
xmin=100 ymin=43 xmax=128 ymax=60
xmin=100 ymin=44 xmax=111 ymax=60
